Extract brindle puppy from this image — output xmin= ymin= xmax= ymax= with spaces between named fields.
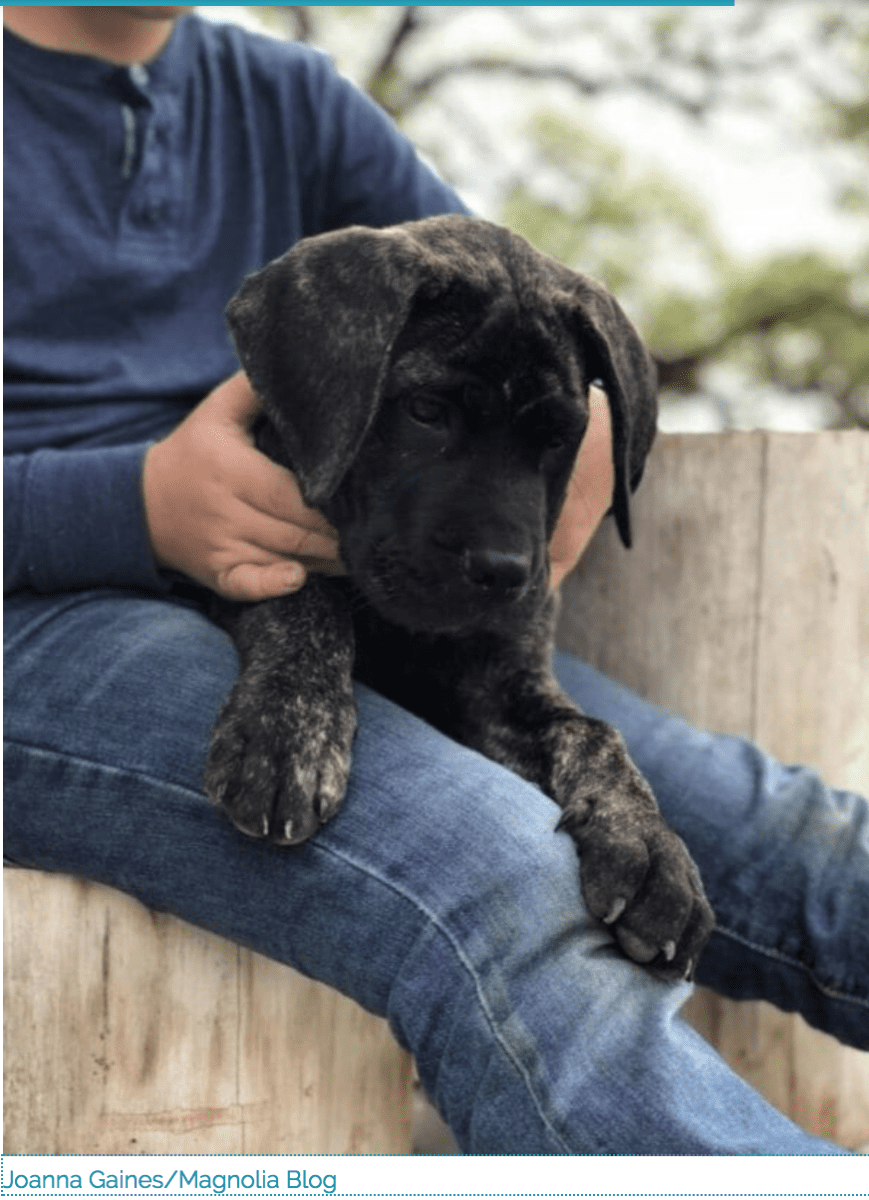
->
xmin=205 ymin=215 xmax=714 ymax=981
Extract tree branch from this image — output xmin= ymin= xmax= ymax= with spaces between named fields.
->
xmin=364 ymin=7 xmax=421 ymax=105
xmin=288 ymin=7 xmax=313 ymax=43
xmin=655 ymin=295 xmax=868 ymax=393
xmin=399 ymin=59 xmax=714 ymax=121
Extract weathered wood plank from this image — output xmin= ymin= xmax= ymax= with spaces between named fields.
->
xmin=3 ymin=871 xmax=413 ymax=1154
xmin=752 ymin=432 xmax=869 ymax=1149
xmin=558 ymin=430 xmax=869 ymax=1150
xmin=557 ymin=432 xmax=766 ymax=736
xmin=236 ymin=947 xmax=413 ymax=1153
xmin=755 ymin=432 xmax=869 ymax=793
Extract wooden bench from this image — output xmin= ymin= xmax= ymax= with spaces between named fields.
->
xmin=5 ymin=431 xmax=868 ymax=1153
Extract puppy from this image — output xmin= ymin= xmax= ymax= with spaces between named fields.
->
xmin=205 ymin=215 xmax=714 ymax=981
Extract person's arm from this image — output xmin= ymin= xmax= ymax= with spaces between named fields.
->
xmin=4 ymin=438 xmax=165 ymax=596
xmin=4 ymin=374 xmax=341 ymax=601
xmin=548 ymin=385 xmax=614 ymax=590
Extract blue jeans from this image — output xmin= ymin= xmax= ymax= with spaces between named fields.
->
xmin=4 ymin=587 xmax=868 ymax=1154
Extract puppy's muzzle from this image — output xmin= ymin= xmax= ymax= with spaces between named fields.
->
xmin=460 ymin=546 xmax=533 ymax=595
xmin=430 ymin=529 xmax=534 ymax=599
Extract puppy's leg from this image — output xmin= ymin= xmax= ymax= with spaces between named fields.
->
xmin=361 ymin=609 xmax=714 ymax=982
xmin=205 ymin=579 xmax=356 ymax=844
xmin=469 ymin=674 xmax=714 ymax=982
xmin=465 ymin=652 xmax=713 ymax=980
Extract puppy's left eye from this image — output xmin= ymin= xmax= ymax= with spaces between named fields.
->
xmin=530 ymin=421 xmax=571 ymax=457
xmin=544 ymin=431 xmax=569 ymax=453
xmin=406 ymin=394 xmax=450 ymax=429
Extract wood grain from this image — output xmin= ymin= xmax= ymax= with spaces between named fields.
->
xmin=3 ymin=872 xmax=412 ymax=1154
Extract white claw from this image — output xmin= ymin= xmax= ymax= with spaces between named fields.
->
xmin=683 ymin=959 xmax=694 ymax=981
xmin=663 ymin=940 xmax=677 ymax=962
xmin=261 ymin=815 xmax=270 ymax=837
xmin=284 ymin=819 xmax=294 ymax=842
xmin=602 ymin=897 xmax=627 ymax=925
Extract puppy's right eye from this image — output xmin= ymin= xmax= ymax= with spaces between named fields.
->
xmin=406 ymin=394 xmax=450 ymax=429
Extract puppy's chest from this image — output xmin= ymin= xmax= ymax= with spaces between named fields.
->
xmin=343 ymin=585 xmax=551 ymax=744
xmin=348 ymin=601 xmax=465 ymax=735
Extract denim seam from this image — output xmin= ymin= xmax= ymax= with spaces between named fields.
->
xmin=310 ymin=835 xmax=576 ymax=1155
xmin=714 ymin=922 xmax=869 ymax=1011
xmin=3 ymin=736 xmax=205 ymax=806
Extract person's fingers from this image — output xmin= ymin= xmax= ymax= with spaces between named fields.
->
xmin=207 ymin=369 xmax=262 ymax=430
xmin=233 ymin=447 xmax=338 ymax=537
xmin=215 ymin=557 xmax=308 ymax=603
xmin=227 ymin=496 xmax=341 ymax=563
xmin=142 ymin=371 xmax=346 ymax=595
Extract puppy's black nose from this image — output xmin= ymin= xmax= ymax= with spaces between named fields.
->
xmin=462 ymin=547 xmax=532 ymax=593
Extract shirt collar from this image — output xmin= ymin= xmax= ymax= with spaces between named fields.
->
xmin=3 ymin=13 xmax=193 ymax=93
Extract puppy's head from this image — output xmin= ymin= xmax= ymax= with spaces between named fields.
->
xmin=227 ymin=216 xmax=657 ymax=633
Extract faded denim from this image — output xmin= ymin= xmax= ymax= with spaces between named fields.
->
xmin=4 ymin=587 xmax=867 ymax=1153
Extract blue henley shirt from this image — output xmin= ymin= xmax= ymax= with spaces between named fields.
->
xmin=3 ymin=13 xmax=468 ymax=595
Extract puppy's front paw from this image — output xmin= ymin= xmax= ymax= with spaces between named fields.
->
xmin=558 ymin=761 xmax=714 ymax=981
xmin=205 ymin=682 xmax=357 ymax=845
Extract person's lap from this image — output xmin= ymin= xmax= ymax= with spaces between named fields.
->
xmin=4 ymin=586 xmax=866 ymax=1152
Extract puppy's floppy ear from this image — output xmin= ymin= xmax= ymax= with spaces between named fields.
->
xmin=570 ymin=279 xmax=658 ymax=548
xmin=226 ymin=227 xmax=425 ymax=506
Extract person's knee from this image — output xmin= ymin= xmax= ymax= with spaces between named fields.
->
xmin=98 ymin=596 xmax=240 ymax=781
xmin=347 ymin=686 xmax=610 ymax=989
xmin=121 ymin=598 xmax=239 ymax=715
xmin=5 ymin=591 xmax=239 ymax=786
xmin=349 ymin=681 xmax=579 ymax=884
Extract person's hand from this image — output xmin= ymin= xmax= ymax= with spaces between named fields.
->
xmin=548 ymin=385 xmax=614 ymax=590
xmin=142 ymin=371 xmax=343 ymax=601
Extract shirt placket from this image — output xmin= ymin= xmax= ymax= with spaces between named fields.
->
xmin=115 ymin=63 xmax=179 ymax=250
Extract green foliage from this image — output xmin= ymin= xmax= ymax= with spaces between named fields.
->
xmin=499 ymin=56 xmax=869 ymax=424
xmin=719 ymin=254 xmax=869 ymax=417
xmin=503 ymin=108 xmax=869 ymax=425
xmin=643 ymin=293 xmax=719 ymax=365
xmin=503 ymin=113 xmax=726 ymax=303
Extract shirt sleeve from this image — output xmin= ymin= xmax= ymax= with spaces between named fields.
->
xmin=4 ymin=443 xmax=168 ymax=596
xmin=295 ymin=50 xmax=472 ymax=236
